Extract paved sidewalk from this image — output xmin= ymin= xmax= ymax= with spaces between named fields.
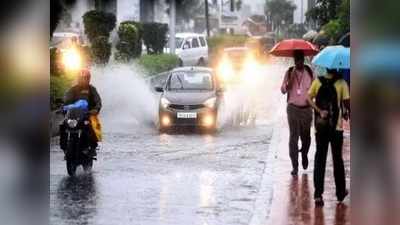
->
xmin=265 ymin=116 xmax=351 ymax=225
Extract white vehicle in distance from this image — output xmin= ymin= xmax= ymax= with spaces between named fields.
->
xmin=167 ymin=33 xmax=209 ymax=67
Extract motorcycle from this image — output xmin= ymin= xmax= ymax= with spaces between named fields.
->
xmin=58 ymin=99 xmax=95 ymax=176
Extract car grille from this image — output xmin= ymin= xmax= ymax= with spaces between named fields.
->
xmin=169 ymin=104 xmax=204 ymax=110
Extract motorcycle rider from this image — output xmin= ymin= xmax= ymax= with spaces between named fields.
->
xmin=60 ymin=68 xmax=102 ymax=156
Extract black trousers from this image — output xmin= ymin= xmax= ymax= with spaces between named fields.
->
xmin=313 ymin=130 xmax=346 ymax=199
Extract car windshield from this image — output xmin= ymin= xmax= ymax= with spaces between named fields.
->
xmin=167 ymin=71 xmax=213 ymax=91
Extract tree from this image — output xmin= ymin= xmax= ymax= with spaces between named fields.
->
xmin=337 ymin=0 xmax=350 ymax=33
xmin=82 ymin=10 xmax=116 ymax=65
xmin=306 ymin=0 xmax=342 ymax=29
xmin=166 ymin=0 xmax=204 ymax=23
xmin=306 ymin=0 xmax=349 ymax=41
xmin=265 ymin=0 xmax=296 ymax=32
xmin=165 ymin=0 xmax=242 ymax=23
xmin=82 ymin=10 xmax=116 ymax=42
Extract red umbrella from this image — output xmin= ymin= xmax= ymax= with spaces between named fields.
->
xmin=269 ymin=39 xmax=319 ymax=57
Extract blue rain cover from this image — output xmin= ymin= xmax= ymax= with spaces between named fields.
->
xmin=63 ymin=99 xmax=89 ymax=111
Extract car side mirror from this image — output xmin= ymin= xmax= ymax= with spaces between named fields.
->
xmin=183 ymin=44 xmax=190 ymax=49
xmin=154 ymin=86 xmax=164 ymax=92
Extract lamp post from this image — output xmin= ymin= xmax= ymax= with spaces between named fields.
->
xmin=169 ymin=0 xmax=176 ymax=54
xmin=205 ymin=0 xmax=210 ymax=37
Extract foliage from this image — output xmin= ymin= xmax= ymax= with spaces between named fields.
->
xmin=82 ymin=10 xmax=115 ymax=65
xmin=306 ymin=0 xmax=342 ymax=28
xmin=306 ymin=0 xmax=349 ymax=41
xmin=321 ymin=19 xmax=341 ymax=41
xmin=137 ymin=54 xmax=180 ymax=75
xmin=82 ymin=10 xmax=116 ymax=42
xmin=207 ymin=34 xmax=248 ymax=53
xmin=120 ymin=21 xmax=144 ymax=57
xmin=287 ymin=24 xmax=307 ymax=38
xmin=265 ymin=0 xmax=296 ymax=27
xmin=50 ymin=48 xmax=62 ymax=77
xmin=115 ymin=22 xmax=140 ymax=62
xmin=142 ymin=22 xmax=168 ymax=54
xmin=337 ymin=0 xmax=350 ymax=33
xmin=91 ymin=36 xmax=112 ymax=65
xmin=50 ymin=75 xmax=73 ymax=110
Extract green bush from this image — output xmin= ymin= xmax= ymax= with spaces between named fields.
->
xmin=50 ymin=75 xmax=73 ymax=110
xmin=121 ymin=21 xmax=144 ymax=56
xmin=142 ymin=22 xmax=168 ymax=54
xmin=50 ymin=47 xmax=62 ymax=77
xmin=91 ymin=36 xmax=111 ymax=65
xmin=115 ymin=22 xmax=140 ymax=62
xmin=322 ymin=20 xmax=342 ymax=43
xmin=82 ymin=10 xmax=116 ymax=42
xmin=83 ymin=10 xmax=115 ymax=65
xmin=137 ymin=54 xmax=179 ymax=75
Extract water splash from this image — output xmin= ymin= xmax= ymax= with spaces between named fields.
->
xmin=91 ymin=63 xmax=158 ymax=134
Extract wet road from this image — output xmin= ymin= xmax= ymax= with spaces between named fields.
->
xmin=50 ymin=63 xmax=350 ymax=225
xmin=50 ymin=125 xmax=273 ymax=225
xmin=50 ymin=64 xmax=282 ymax=225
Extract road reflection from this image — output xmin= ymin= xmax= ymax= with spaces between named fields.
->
xmin=287 ymin=174 xmax=312 ymax=224
xmin=285 ymin=174 xmax=349 ymax=225
xmin=56 ymin=173 xmax=97 ymax=225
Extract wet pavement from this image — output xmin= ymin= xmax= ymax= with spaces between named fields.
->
xmin=262 ymin=114 xmax=351 ymax=225
xmin=50 ymin=126 xmax=274 ymax=225
xmin=50 ymin=63 xmax=350 ymax=225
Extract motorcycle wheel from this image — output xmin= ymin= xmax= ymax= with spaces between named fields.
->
xmin=82 ymin=159 xmax=93 ymax=172
xmin=66 ymin=160 xmax=77 ymax=176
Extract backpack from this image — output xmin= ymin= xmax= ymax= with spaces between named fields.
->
xmin=314 ymin=76 xmax=339 ymax=133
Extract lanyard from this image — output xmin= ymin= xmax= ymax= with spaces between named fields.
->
xmin=294 ymin=69 xmax=304 ymax=89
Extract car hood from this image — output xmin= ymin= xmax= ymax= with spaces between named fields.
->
xmin=163 ymin=91 xmax=216 ymax=105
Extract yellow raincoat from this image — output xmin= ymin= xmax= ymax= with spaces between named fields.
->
xmin=89 ymin=115 xmax=102 ymax=142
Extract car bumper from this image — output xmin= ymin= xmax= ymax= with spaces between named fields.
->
xmin=159 ymin=107 xmax=217 ymax=129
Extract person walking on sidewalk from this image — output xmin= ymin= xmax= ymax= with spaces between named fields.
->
xmin=281 ymin=50 xmax=315 ymax=176
xmin=307 ymin=69 xmax=350 ymax=206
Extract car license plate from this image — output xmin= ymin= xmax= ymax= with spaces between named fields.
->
xmin=177 ymin=112 xmax=197 ymax=119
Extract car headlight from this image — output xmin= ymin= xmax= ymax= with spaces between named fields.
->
xmin=160 ymin=97 xmax=171 ymax=108
xmin=204 ymin=97 xmax=217 ymax=108
xmin=241 ymin=56 xmax=261 ymax=85
xmin=67 ymin=119 xmax=78 ymax=128
xmin=217 ymin=59 xmax=234 ymax=82
xmin=61 ymin=47 xmax=81 ymax=71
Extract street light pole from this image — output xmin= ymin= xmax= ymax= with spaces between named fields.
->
xmin=301 ymin=0 xmax=304 ymax=24
xmin=205 ymin=0 xmax=210 ymax=37
xmin=169 ymin=0 xmax=176 ymax=54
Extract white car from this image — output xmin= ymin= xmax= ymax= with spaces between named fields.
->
xmin=172 ymin=33 xmax=209 ymax=67
xmin=50 ymin=32 xmax=84 ymax=49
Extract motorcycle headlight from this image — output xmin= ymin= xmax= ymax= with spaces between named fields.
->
xmin=204 ymin=97 xmax=217 ymax=108
xmin=67 ymin=119 xmax=78 ymax=128
xmin=160 ymin=97 xmax=171 ymax=108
